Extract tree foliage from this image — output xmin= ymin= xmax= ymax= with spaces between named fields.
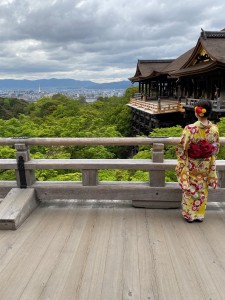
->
xmin=0 ymin=92 xmax=132 ymax=180
xmin=0 ymin=92 xmax=224 ymax=183
xmin=0 ymin=97 xmax=29 ymax=119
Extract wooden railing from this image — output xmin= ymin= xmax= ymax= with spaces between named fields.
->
xmin=0 ymin=137 xmax=225 ymax=208
xmin=185 ymin=98 xmax=225 ymax=110
xmin=128 ymin=99 xmax=184 ymax=113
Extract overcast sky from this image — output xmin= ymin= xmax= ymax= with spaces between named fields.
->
xmin=0 ymin=0 xmax=225 ymax=83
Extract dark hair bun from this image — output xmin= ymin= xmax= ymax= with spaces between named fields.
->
xmin=195 ymin=99 xmax=212 ymax=117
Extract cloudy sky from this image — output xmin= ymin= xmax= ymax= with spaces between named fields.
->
xmin=0 ymin=0 xmax=225 ymax=83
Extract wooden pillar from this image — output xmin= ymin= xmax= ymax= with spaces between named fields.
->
xmin=82 ymin=170 xmax=98 ymax=186
xmin=157 ymin=98 xmax=161 ymax=112
xmin=219 ymin=74 xmax=225 ymax=104
xmin=133 ymin=143 xmax=179 ymax=208
xmin=15 ymin=143 xmax=35 ymax=187
xmin=150 ymin=143 xmax=165 ymax=187
xmin=156 ymin=80 xmax=159 ymax=99
xmin=218 ymin=171 xmax=225 ymax=188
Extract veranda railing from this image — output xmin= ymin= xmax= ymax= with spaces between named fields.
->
xmin=0 ymin=137 xmax=224 ymax=208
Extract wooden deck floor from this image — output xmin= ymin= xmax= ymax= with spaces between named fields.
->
xmin=0 ymin=201 xmax=225 ymax=300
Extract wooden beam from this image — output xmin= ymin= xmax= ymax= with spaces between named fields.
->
xmin=0 ymin=188 xmax=38 ymax=230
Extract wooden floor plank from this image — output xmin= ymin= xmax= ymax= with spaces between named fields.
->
xmin=160 ymin=210 xmax=213 ymax=300
xmin=100 ymin=208 xmax=126 ymax=300
xmin=76 ymin=208 xmax=113 ymax=300
xmin=0 ymin=207 xmax=48 ymax=274
xmin=58 ymin=208 xmax=100 ymax=299
xmin=38 ymin=207 xmax=92 ymax=300
xmin=135 ymin=209 xmax=159 ymax=299
xmin=166 ymin=211 xmax=207 ymax=299
xmin=121 ymin=208 xmax=141 ymax=300
xmin=19 ymin=208 xmax=81 ymax=299
xmin=145 ymin=209 xmax=183 ymax=300
xmin=0 ymin=204 xmax=224 ymax=300
xmin=0 ymin=208 xmax=67 ymax=299
xmin=188 ymin=210 xmax=225 ymax=298
xmin=167 ymin=209 xmax=224 ymax=299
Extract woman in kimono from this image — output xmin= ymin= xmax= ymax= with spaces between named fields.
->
xmin=176 ymin=99 xmax=220 ymax=223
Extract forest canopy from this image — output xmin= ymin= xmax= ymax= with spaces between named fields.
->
xmin=0 ymin=87 xmax=224 ymax=182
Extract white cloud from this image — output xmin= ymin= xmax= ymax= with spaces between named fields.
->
xmin=0 ymin=0 xmax=225 ymax=82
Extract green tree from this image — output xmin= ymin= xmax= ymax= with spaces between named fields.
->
xmin=0 ymin=90 xmax=190 ymax=182
xmin=0 ymin=97 xmax=29 ymax=119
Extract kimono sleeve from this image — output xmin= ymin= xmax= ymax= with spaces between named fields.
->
xmin=175 ymin=126 xmax=191 ymax=190
xmin=208 ymin=125 xmax=220 ymax=189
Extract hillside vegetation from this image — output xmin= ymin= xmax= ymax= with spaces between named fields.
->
xmin=0 ymin=87 xmax=224 ymax=182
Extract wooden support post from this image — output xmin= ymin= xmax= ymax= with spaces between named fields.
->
xmin=15 ymin=143 xmax=35 ymax=187
xmin=150 ymin=143 xmax=165 ymax=187
xmin=82 ymin=170 xmax=98 ymax=186
xmin=132 ymin=143 xmax=177 ymax=209
xmin=218 ymin=171 xmax=225 ymax=188
xmin=157 ymin=97 xmax=161 ymax=111
xmin=0 ymin=188 xmax=38 ymax=230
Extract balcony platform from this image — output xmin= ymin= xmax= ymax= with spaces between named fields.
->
xmin=128 ymin=98 xmax=185 ymax=114
xmin=0 ymin=200 xmax=225 ymax=299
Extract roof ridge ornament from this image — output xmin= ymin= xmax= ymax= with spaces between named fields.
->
xmin=201 ymin=28 xmax=225 ymax=39
xmin=201 ymin=28 xmax=207 ymax=40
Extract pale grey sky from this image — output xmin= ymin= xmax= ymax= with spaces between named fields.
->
xmin=0 ymin=0 xmax=225 ymax=82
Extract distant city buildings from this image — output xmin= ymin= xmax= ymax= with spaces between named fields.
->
xmin=0 ymin=88 xmax=125 ymax=102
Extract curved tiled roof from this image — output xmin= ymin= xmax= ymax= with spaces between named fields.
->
xmin=170 ymin=28 xmax=225 ymax=76
xmin=129 ymin=28 xmax=225 ymax=81
xmin=169 ymin=61 xmax=219 ymax=77
xmin=163 ymin=48 xmax=194 ymax=73
xmin=129 ymin=59 xmax=174 ymax=82
xmin=201 ymin=37 xmax=225 ymax=63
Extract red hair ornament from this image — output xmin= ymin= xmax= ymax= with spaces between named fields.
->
xmin=195 ymin=106 xmax=206 ymax=117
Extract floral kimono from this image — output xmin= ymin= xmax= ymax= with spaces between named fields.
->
xmin=176 ymin=121 xmax=220 ymax=221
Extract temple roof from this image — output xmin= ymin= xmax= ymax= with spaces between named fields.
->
xmin=163 ymin=48 xmax=194 ymax=73
xmin=129 ymin=28 xmax=225 ymax=81
xmin=128 ymin=59 xmax=174 ymax=82
xmin=170 ymin=28 xmax=225 ymax=76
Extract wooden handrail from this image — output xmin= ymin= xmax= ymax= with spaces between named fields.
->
xmin=1 ymin=158 xmax=225 ymax=170
xmin=128 ymin=99 xmax=184 ymax=113
xmin=0 ymin=137 xmax=225 ymax=146
xmin=0 ymin=138 xmax=224 ymax=208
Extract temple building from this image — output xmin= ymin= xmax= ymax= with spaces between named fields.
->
xmin=128 ymin=28 xmax=225 ymax=135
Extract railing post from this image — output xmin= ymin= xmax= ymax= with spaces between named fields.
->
xmin=150 ymin=143 xmax=165 ymax=187
xmin=157 ymin=97 xmax=161 ymax=111
xmin=218 ymin=171 xmax=225 ymax=188
xmin=15 ymin=143 xmax=35 ymax=188
xmin=133 ymin=142 xmax=180 ymax=208
xmin=82 ymin=170 xmax=98 ymax=186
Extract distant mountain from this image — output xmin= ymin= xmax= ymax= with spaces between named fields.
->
xmin=0 ymin=78 xmax=133 ymax=90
